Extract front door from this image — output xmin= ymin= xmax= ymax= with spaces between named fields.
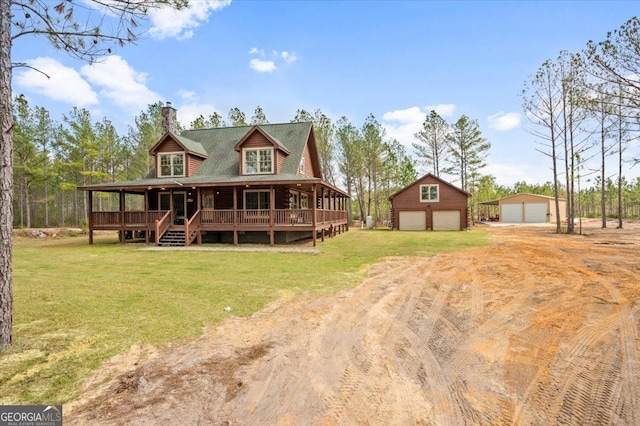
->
xmin=172 ymin=192 xmax=186 ymax=225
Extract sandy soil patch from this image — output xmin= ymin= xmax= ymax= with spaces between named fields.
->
xmin=66 ymin=220 xmax=640 ymax=425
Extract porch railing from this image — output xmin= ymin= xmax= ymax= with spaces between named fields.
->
xmin=91 ymin=208 xmax=347 ymax=229
xmin=315 ymin=209 xmax=346 ymax=223
xmin=236 ymin=209 xmax=271 ymax=225
xmin=201 ymin=209 xmax=234 ymax=224
xmin=199 ymin=209 xmax=317 ymax=226
xmin=91 ymin=210 xmax=167 ymax=226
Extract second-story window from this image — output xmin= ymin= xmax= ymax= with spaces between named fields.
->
xmin=420 ymin=184 xmax=439 ymax=202
xmin=159 ymin=153 xmax=185 ymax=177
xmin=243 ymin=148 xmax=273 ymax=174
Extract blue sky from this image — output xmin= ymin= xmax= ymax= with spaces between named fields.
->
xmin=12 ymin=0 xmax=640 ymax=187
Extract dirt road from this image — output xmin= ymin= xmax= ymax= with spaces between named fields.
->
xmin=67 ymin=223 xmax=640 ymax=425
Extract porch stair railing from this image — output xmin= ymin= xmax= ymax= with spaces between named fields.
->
xmin=155 ymin=210 xmax=172 ymax=246
xmin=185 ymin=210 xmax=201 ymax=247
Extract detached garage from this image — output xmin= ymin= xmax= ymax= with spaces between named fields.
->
xmin=389 ymin=174 xmax=469 ymax=231
xmin=485 ymin=193 xmax=566 ymax=223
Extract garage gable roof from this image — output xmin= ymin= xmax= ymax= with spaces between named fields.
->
xmin=389 ymin=173 xmax=470 ymax=200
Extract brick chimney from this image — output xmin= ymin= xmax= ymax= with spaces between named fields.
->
xmin=161 ymin=101 xmax=177 ymax=134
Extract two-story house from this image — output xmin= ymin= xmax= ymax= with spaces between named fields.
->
xmin=79 ymin=103 xmax=349 ymax=246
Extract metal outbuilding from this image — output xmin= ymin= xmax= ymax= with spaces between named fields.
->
xmin=481 ymin=193 xmax=566 ymax=223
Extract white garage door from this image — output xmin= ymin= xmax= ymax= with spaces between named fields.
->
xmin=524 ymin=203 xmax=548 ymax=223
xmin=433 ymin=211 xmax=461 ymax=231
xmin=399 ymin=211 xmax=426 ymax=230
xmin=501 ymin=203 xmax=523 ymax=222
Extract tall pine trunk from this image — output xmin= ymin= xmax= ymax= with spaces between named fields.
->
xmin=617 ymin=97 xmax=624 ymax=229
xmin=601 ymin=121 xmax=607 ymax=228
xmin=0 ymin=0 xmax=14 ymax=346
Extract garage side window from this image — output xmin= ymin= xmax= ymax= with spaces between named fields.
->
xmin=420 ymin=184 xmax=439 ymax=202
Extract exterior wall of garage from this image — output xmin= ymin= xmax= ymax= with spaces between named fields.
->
xmin=389 ymin=174 xmax=469 ymax=231
xmin=497 ymin=194 xmax=567 ymax=223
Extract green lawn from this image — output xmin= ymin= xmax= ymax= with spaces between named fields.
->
xmin=1 ymin=227 xmax=489 ymax=405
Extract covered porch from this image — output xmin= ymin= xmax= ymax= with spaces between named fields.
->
xmin=83 ymin=181 xmax=349 ymax=247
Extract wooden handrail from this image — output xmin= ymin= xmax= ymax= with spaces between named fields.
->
xmin=185 ymin=210 xmax=201 ymax=247
xmin=155 ymin=210 xmax=172 ymax=246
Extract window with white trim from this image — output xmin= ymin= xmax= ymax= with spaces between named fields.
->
xmin=300 ymin=194 xmax=309 ymax=209
xmin=298 ymin=157 xmax=306 ymax=174
xmin=244 ymin=190 xmax=270 ymax=210
xmin=289 ymin=191 xmax=300 ymax=209
xmin=158 ymin=153 xmax=185 ymax=177
xmin=420 ymin=184 xmax=439 ymax=202
xmin=243 ymin=148 xmax=273 ymax=174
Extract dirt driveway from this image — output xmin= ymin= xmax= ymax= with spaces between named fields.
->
xmin=67 ymin=222 xmax=640 ymax=425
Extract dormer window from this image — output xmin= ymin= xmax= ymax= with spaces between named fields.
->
xmin=158 ymin=153 xmax=185 ymax=177
xmin=298 ymin=158 xmax=305 ymax=174
xmin=243 ymin=148 xmax=273 ymax=174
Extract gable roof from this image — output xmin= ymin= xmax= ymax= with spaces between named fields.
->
xmin=388 ymin=173 xmax=470 ymax=200
xmin=181 ymin=122 xmax=312 ymax=177
xmin=149 ymin=132 xmax=208 ymax=158
xmin=79 ymin=121 xmax=345 ymax=193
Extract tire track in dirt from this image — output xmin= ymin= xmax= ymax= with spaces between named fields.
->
xmin=595 ymin=275 xmax=639 ymax=425
xmin=65 ymin=224 xmax=640 ymax=425
xmin=323 ymin=260 xmax=427 ymax=425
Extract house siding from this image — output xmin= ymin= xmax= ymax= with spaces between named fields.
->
xmin=243 ymin=132 xmax=271 ymax=148
xmin=188 ymin=155 xmax=204 ymax=177
xmin=301 ymin=144 xmax=314 ymax=177
xmin=390 ymin=175 xmax=468 ymax=230
xmin=276 ymin=151 xmax=286 ymax=174
xmin=156 ymin=139 xmax=182 ymax=153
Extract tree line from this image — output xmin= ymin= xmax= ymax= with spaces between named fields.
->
xmin=522 ymin=16 xmax=640 ymax=232
xmin=12 ymin=99 xmax=425 ymax=228
xmin=13 ymin=93 xmax=640 ymax=230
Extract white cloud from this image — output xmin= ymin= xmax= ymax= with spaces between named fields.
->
xmin=381 ymin=106 xmax=427 ymax=150
xmin=281 ymin=51 xmax=297 ymax=64
xmin=149 ymin=0 xmax=231 ymax=40
xmin=249 ymin=58 xmax=277 ymax=73
xmin=248 ymin=47 xmax=297 ymax=72
xmin=383 ymin=106 xmax=424 ymax=123
xmin=14 ymin=57 xmax=98 ymax=107
xmin=488 ymin=111 xmax=521 ymax=131
xmin=81 ymin=56 xmax=161 ymax=113
xmin=175 ymin=91 xmax=222 ymax=128
xmin=425 ymin=104 xmax=456 ymax=117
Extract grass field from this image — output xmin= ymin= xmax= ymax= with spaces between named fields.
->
xmin=0 ymin=227 xmax=489 ymax=405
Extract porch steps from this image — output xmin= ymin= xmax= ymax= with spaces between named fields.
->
xmin=159 ymin=230 xmax=186 ymax=247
